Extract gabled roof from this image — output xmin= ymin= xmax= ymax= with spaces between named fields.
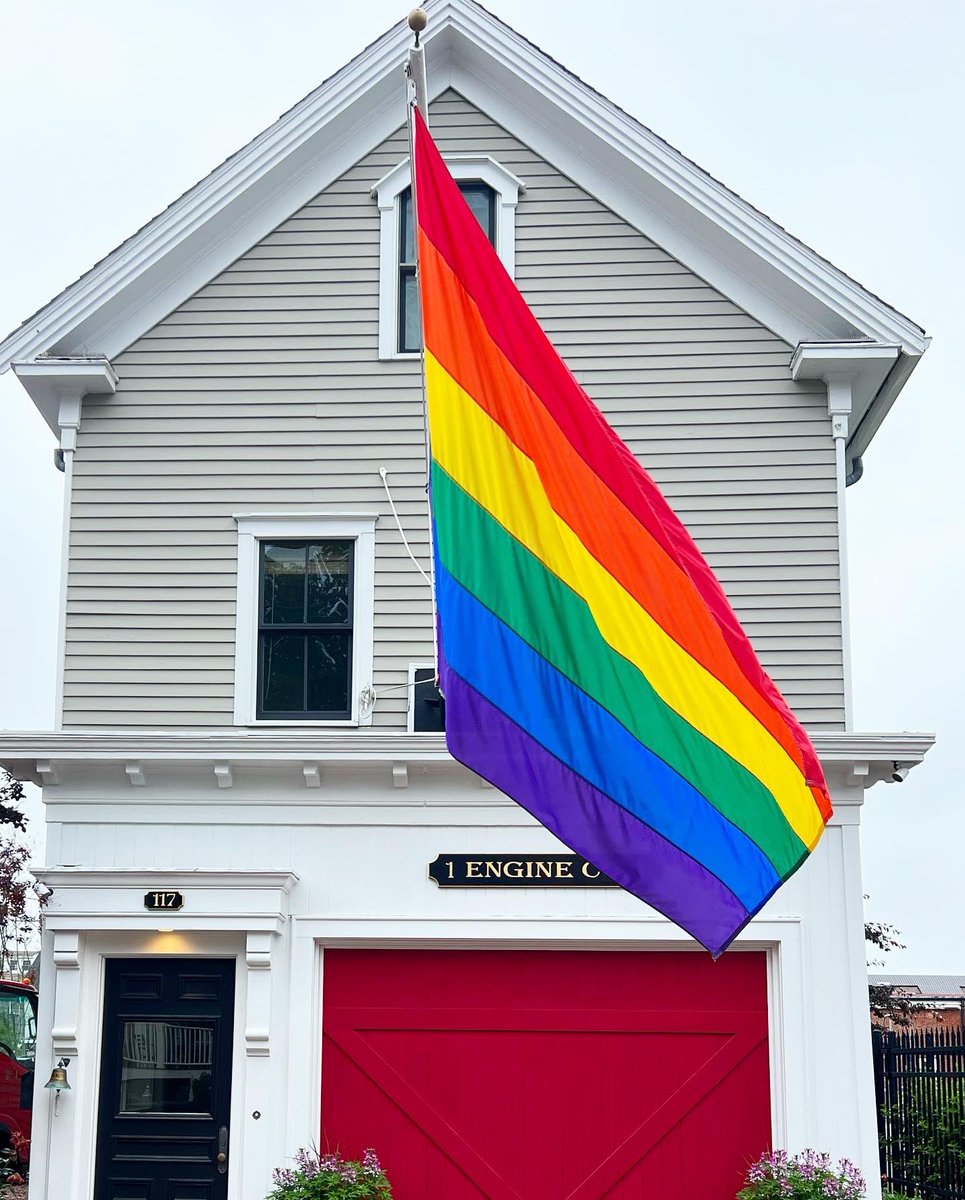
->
xmin=0 ymin=0 xmax=927 ymax=459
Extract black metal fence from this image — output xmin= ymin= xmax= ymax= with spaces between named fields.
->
xmin=873 ymin=1026 xmax=965 ymax=1199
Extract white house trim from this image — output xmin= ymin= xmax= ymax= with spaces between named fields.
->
xmin=0 ymin=729 xmax=935 ymax=793
xmin=233 ymin=513 xmax=378 ymax=728
xmin=28 ymin=870 xmax=297 ymax=1200
xmin=791 ymin=340 xmax=902 ymax=476
xmin=0 ymin=0 xmax=926 ymax=459
xmin=7 ymin=359 xmax=118 ymax=730
xmin=10 ymin=356 xmax=117 ymax=435
xmin=372 ymin=154 xmax=524 ymax=359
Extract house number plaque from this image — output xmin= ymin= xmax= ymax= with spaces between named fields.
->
xmin=429 ymin=854 xmax=617 ymax=887
xmin=143 ymin=890 xmax=185 ymax=911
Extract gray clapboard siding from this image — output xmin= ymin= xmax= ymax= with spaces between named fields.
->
xmin=64 ymin=89 xmax=843 ymax=732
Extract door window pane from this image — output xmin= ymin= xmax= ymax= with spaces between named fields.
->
xmin=120 ymin=1021 xmax=214 ymax=1115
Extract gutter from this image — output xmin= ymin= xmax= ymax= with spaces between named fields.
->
xmin=846 ymin=348 xmax=927 ymax=484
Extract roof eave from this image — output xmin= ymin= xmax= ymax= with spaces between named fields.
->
xmin=0 ymin=0 xmax=928 ymax=451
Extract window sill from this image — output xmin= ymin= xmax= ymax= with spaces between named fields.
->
xmin=241 ymin=720 xmax=359 ymax=729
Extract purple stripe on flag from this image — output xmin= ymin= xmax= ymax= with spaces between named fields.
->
xmin=440 ymin=662 xmax=751 ymax=956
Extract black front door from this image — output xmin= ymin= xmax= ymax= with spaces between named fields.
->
xmin=95 ymin=958 xmax=235 ymax=1200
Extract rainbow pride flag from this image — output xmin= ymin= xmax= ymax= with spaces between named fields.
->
xmin=413 ymin=109 xmax=832 ymax=955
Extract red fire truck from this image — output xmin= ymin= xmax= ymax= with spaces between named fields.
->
xmin=0 ymin=980 xmax=38 ymax=1166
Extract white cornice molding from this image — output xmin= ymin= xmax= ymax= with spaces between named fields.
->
xmin=790 ymin=341 xmax=901 ymax=459
xmin=370 ymin=153 xmax=525 ymax=202
xmin=0 ymin=728 xmax=935 ymax=792
xmin=34 ymin=869 xmax=299 ymax=938
xmin=0 ymin=0 xmax=926 ymax=447
xmin=11 ymin=356 xmax=117 ymax=439
xmin=35 ymin=868 xmax=298 ymax=892
xmin=790 ymin=341 xmax=901 ymax=379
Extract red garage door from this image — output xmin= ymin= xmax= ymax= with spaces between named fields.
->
xmin=321 ymin=949 xmax=770 ymax=1200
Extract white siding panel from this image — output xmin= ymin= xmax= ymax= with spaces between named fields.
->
xmin=64 ymin=91 xmax=843 ymax=732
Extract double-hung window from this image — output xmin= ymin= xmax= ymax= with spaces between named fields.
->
xmin=234 ymin=514 xmax=377 ymax=725
xmin=258 ymin=540 xmax=353 ymax=719
xmin=373 ymin=154 xmax=525 ymax=359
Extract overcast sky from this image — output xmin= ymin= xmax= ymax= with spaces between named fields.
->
xmin=1 ymin=0 xmax=961 ymax=972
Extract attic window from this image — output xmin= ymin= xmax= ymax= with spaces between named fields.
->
xmin=372 ymin=154 xmax=524 ymax=360
xmin=398 ymin=182 xmax=496 ymax=353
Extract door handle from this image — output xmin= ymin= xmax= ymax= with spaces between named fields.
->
xmin=217 ymin=1125 xmax=228 ymax=1174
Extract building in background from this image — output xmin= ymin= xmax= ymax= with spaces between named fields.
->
xmin=0 ymin=2 xmax=934 ymax=1198
xmin=870 ymin=974 xmax=965 ymax=1031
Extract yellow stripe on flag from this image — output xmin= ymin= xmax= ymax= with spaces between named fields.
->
xmin=427 ymin=351 xmax=825 ymax=849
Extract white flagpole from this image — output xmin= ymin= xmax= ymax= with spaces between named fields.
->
xmin=404 ymin=9 xmax=440 ymax=689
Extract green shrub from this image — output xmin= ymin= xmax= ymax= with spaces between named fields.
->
xmin=881 ymin=1081 xmax=965 ymax=1197
xmin=267 ymin=1148 xmax=391 ymax=1200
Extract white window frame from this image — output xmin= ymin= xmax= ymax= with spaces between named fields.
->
xmin=233 ymin=513 xmax=378 ymax=727
xmin=372 ymin=155 xmax=525 ymax=361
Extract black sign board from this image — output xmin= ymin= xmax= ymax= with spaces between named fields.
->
xmin=143 ymin=890 xmax=185 ymax=912
xmin=429 ymin=854 xmax=617 ymax=888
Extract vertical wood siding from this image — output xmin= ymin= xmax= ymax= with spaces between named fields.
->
xmin=64 ymin=91 xmax=843 ymax=731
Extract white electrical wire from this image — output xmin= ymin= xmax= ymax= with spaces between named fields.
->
xmin=379 ymin=466 xmax=431 ymax=586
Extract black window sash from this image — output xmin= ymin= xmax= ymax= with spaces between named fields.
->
xmin=256 ymin=540 xmax=355 ymax=720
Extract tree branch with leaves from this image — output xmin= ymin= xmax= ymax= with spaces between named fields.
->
xmin=0 ymin=768 xmax=47 ymax=979
xmin=866 ymin=913 xmax=914 ymax=1026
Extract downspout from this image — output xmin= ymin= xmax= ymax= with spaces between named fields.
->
xmin=845 ymin=352 xmax=906 ymax=487
xmin=828 ymin=380 xmax=855 ymax=730
xmin=54 ymin=397 xmax=82 ymax=734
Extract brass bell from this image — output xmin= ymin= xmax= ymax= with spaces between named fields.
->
xmin=45 ymin=1058 xmax=71 ymax=1091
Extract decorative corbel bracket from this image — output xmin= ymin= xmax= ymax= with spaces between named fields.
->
xmin=12 ymin=356 xmax=117 ymax=446
xmin=51 ymin=932 xmax=81 ymax=1059
xmin=125 ymin=761 xmax=146 ymax=787
xmin=213 ymin=763 xmax=233 ymax=789
xmin=244 ymin=932 xmax=274 ymax=1058
xmin=790 ymin=341 xmax=899 ymax=473
xmin=36 ymin=759 xmax=59 ymax=787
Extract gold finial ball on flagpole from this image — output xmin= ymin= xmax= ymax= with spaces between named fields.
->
xmin=408 ymin=8 xmax=428 ymax=33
